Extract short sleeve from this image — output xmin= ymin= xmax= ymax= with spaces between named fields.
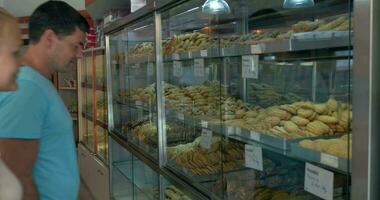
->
xmin=0 ymin=79 xmax=48 ymax=139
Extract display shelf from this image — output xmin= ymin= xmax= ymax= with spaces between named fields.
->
xmin=157 ymin=33 xmax=351 ymax=62
xmin=124 ymin=33 xmax=351 ymax=66
xmin=291 ymin=143 xmax=351 ymax=173
xmin=82 ymin=112 xmax=109 ymax=130
xmin=58 ymin=86 xmax=77 ymax=90
xmin=81 ymin=82 xmax=106 ymax=91
xmin=164 ymin=107 xmax=351 ymax=174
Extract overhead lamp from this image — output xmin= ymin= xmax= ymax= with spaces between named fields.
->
xmin=202 ymin=0 xmax=231 ymax=14
xmin=283 ymin=0 xmax=314 ymax=8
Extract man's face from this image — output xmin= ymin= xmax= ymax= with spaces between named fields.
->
xmin=51 ymin=27 xmax=86 ymax=72
xmin=0 ymin=21 xmax=21 ymax=91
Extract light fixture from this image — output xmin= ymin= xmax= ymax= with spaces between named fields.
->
xmin=283 ymin=0 xmax=314 ymax=8
xmin=202 ymin=0 xmax=231 ymax=14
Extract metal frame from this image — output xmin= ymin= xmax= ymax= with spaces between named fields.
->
xmin=352 ymin=0 xmax=380 ymax=199
xmin=102 ymin=0 xmax=380 ymax=199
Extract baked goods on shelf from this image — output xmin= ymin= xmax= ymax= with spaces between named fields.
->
xmin=165 ymin=185 xmax=192 ymax=200
xmin=248 ymin=83 xmax=304 ymax=108
xmin=298 ymin=134 xmax=352 ymax=158
xmin=128 ymin=42 xmax=154 ymax=57
xmin=131 ymin=122 xmax=198 ymax=148
xmin=163 ymin=32 xmax=217 ymax=54
xmin=125 ymin=82 xmax=352 ymax=140
xmin=167 ymin=136 xmax=244 ymax=175
xmin=214 ymin=166 xmax=310 ymax=200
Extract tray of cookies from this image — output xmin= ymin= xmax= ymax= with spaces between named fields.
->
xmin=166 ymin=136 xmax=245 ymax=182
xmin=290 ymin=134 xmax=351 ymax=172
xmin=224 ymin=98 xmax=352 ymax=151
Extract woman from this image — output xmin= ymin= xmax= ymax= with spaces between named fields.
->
xmin=0 ymin=6 xmax=23 ymax=200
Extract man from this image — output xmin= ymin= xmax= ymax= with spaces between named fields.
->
xmin=0 ymin=1 xmax=89 ymax=200
xmin=0 ymin=6 xmax=23 ymax=200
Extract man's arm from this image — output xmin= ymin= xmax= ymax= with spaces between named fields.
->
xmin=0 ymin=138 xmax=39 ymax=200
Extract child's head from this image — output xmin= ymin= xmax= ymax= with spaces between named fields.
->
xmin=0 ymin=7 xmax=21 ymax=91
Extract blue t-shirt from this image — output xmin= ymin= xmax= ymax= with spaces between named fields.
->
xmin=0 ymin=66 xmax=79 ymax=200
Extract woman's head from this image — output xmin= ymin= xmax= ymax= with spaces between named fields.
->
xmin=0 ymin=7 xmax=21 ymax=91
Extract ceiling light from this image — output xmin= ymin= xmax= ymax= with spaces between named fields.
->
xmin=202 ymin=0 xmax=231 ymax=14
xmin=283 ymin=0 xmax=314 ymax=8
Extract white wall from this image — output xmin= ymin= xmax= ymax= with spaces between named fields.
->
xmin=3 ymin=0 xmax=85 ymax=17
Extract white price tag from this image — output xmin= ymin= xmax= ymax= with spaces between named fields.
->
xmin=304 ymin=163 xmax=334 ymax=200
xmin=172 ymin=53 xmax=180 ymax=60
xmin=194 ymin=59 xmax=205 ymax=77
xmin=320 ymin=153 xmax=339 ymax=168
xmin=250 ymin=131 xmax=261 ymax=141
xmin=177 ymin=113 xmax=185 ymax=121
xmin=205 ymin=67 xmax=210 ymax=76
xmin=200 ymin=50 xmax=208 ymax=57
xmin=227 ymin=126 xmax=234 ymax=135
xmin=236 ymin=127 xmax=242 ymax=135
xmin=251 ymin=44 xmax=265 ymax=54
xmin=201 ymin=120 xmax=208 ymax=128
xmin=173 ymin=61 xmax=183 ymax=77
xmin=135 ymin=101 xmax=143 ymax=106
xmin=134 ymin=63 xmax=140 ymax=68
xmin=242 ymin=55 xmax=259 ymax=79
xmin=245 ymin=145 xmax=263 ymax=171
xmin=200 ymin=129 xmax=213 ymax=149
xmin=147 ymin=63 xmax=154 ymax=76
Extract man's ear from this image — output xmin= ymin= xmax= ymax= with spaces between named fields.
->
xmin=39 ymin=29 xmax=57 ymax=48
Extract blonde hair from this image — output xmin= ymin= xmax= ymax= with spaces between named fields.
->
xmin=0 ymin=7 xmax=19 ymax=46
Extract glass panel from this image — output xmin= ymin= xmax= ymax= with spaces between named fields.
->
xmin=110 ymin=138 xmax=159 ymax=200
xmin=163 ymin=178 xmax=195 ymax=200
xmin=94 ymin=51 xmax=109 ymax=162
xmin=110 ymin=139 xmax=134 ymax=200
xmin=80 ymin=54 xmax=96 ymax=152
xmin=110 ymin=15 xmax=158 ymax=159
xmin=160 ymin=0 xmax=225 ymax=197
xmin=159 ymin=0 xmax=352 ymax=199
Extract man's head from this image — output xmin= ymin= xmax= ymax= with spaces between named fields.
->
xmin=0 ymin=7 xmax=21 ymax=91
xmin=29 ymin=1 xmax=89 ymax=73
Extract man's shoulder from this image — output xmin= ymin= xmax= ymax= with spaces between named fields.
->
xmin=18 ymin=66 xmax=51 ymax=90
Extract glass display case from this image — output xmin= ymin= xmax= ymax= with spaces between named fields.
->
xmin=109 ymin=15 xmax=158 ymax=160
xmin=106 ymin=0 xmax=379 ymax=199
xmin=78 ymin=48 xmax=109 ymax=162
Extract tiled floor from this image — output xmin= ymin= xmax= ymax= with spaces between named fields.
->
xmin=78 ymin=179 xmax=95 ymax=200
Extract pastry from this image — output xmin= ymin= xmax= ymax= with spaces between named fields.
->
xmin=291 ymin=116 xmax=310 ymax=126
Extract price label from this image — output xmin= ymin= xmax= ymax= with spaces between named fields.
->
xmin=250 ymin=131 xmax=261 ymax=141
xmin=194 ymin=59 xmax=205 ymax=77
xmin=251 ymin=44 xmax=265 ymax=54
xmin=200 ymin=50 xmax=208 ymax=57
xmin=135 ymin=101 xmax=143 ymax=106
xmin=177 ymin=113 xmax=185 ymax=121
xmin=200 ymin=129 xmax=213 ymax=149
xmin=201 ymin=120 xmax=208 ymax=128
xmin=173 ymin=61 xmax=183 ymax=77
xmin=236 ymin=127 xmax=242 ymax=135
xmin=245 ymin=145 xmax=263 ymax=171
xmin=242 ymin=55 xmax=259 ymax=79
xmin=320 ymin=153 xmax=339 ymax=168
xmin=172 ymin=53 xmax=180 ymax=60
xmin=134 ymin=63 xmax=140 ymax=68
xmin=227 ymin=126 xmax=234 ymax=135
xmin=205 ymin=67 xmax=210 ymax=76
xmin=147 ymin=62 xmax=154 ymax=76
xmin=304 ymin=163 xmax=334 ymax=200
